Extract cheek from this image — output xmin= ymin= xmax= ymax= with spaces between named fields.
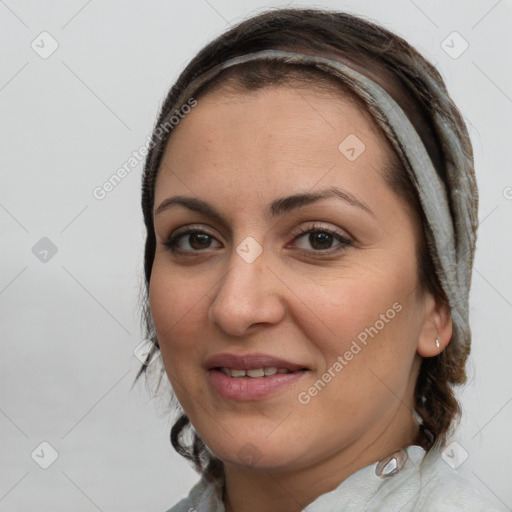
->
xmin=294 ymin=288 xmax=418 ymax=423
xmin=148 ymin=266 xmax=215 ymax=409
xmin=148 ymin=261 xmax=210 ymax=366
xmin=289 ymin=256 xmax=421 ymax=402
xmin=293 ymin=264 xmax=416 ymax=353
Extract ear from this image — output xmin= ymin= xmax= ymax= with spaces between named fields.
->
xmin=416 ymin=291 xmax=452 ymax=357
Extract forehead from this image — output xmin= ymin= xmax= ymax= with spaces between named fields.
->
xmin=155 ymin=85 xmax=392 ymax=205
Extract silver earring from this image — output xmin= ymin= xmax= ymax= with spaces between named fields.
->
xmin=435 ymin=338 xmax=440 ymax=349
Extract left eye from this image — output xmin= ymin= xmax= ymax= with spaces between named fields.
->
xmin=293 ymin=229 xmax=351 ymax=251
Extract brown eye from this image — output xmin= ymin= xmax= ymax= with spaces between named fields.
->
xmin=309 ymin=232 xmax=334 ymax=250
xmin=164 ymin=229 xmax=222 ymax=253
xmin=189 ymin=233 xmax=212 ymax=250
xmin=291 ymin=226 xmax=352 ymax=254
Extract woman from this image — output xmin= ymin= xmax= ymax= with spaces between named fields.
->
xmin=137 ymin=7 xmax=500 ymax=512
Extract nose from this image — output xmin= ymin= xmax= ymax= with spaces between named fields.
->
xmin=208 ymin=250 xmax=286 ymax=337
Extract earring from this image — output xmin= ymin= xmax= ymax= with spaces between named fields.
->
xmin=435 ymin=338 xmax=440 ymax=349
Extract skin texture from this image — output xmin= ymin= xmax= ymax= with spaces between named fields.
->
xmin=149 ymin=85 xmax=452 ymax=512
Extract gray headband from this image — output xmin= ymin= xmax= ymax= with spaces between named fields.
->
xmin=162 ymin=49 xmax=476 ymax=356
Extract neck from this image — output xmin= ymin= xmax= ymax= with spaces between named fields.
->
xmin=223 ymin=408 xmax=418 ymax=512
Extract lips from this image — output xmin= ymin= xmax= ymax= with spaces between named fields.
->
xmin=205 ymin=353 xmax=310 ymax=401
xmin=205 ymin=353 xmax=308 ymax=372
xmin=218 ymin=367 xmax=291 ymax=378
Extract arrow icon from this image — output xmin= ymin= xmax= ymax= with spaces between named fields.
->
xmin=31 ymin=31 xmax=59 ymax=59
xmin=440 ymin=32 xmax=468 ymax=59
xmin=236 ymin=236 xmax=262 ymax=263
xmin=31 ymin=441 xmax=59 ymax=469
xmin=441 ymin=441 xmax=468 ymax=468
xmin=133 ymin=339 xmax=161 ymax=365
xmin=339 ymin=134 xmax=365 ymax=161
xmin=32 ymin=237 xmax=58 ymax=262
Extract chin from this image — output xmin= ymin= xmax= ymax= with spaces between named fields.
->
xmin=200 ymin=430 xmax=308 ymax=471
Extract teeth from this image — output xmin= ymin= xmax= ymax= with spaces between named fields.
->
xmin=218 ymin=367 xmax=290 ymax=378
xmin=246 ymin=368 xmax=265 ymax=378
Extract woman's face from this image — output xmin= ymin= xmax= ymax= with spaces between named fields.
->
xmin=150 ymin=85 xmax=442 ymax=472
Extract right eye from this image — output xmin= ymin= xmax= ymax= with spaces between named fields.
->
xmin=164 ymin=229 xmax=222 ymax=253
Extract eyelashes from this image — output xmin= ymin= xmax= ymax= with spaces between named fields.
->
xmin=291 ymin=224 xmax=352 ymax=253
xmin=163 ymin=223 xmax=352 ymax=257
xmin=164 ymin=228 xmax=220 ymax=253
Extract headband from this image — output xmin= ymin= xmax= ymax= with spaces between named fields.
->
xmin=157 ymin=49 xmax=476 ymax=356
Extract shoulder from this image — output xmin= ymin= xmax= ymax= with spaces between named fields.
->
xmin=413 ymin=447 xmax=502 ymax=512
xmin=164 ymin=476 xmax=224 ymax=512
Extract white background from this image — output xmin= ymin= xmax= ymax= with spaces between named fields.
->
xmin=1 ymin=1 xmax=511 ymax=511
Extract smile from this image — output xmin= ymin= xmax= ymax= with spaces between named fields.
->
xmin=205 ymin=352 xmax=310 ymax=400
xmin=217 ymin=367 xmax=294 ymax=378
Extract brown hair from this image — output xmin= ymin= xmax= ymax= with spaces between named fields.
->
xmin=137 ymin=7 xmax=475 ymax=481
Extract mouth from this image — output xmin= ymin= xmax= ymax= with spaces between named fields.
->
xmin=205 ymin=352 xmax=309 ymax=373
xmin=215 ymin=367 xmax=300 ymax=378
xmin=205 ymin=353 xmax=310 ymax=401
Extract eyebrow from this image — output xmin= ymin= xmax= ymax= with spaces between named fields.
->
xmin=154 ymin=186 xmax=374 ymax=220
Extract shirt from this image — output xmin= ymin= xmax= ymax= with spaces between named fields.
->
xmin=165 ymin=444 xmax=503 ymax=511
